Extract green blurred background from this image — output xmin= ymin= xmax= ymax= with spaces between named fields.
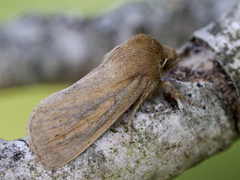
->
xmin=0 ymin=1 xmax=239 ymax=179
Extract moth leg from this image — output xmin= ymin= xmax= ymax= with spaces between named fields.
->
xmin=128 ymin=79 xmax=159 ymax=142
xmin=160 ymin=81 xmax=192 ymax=104
xmin=159 ymin=80 xmax=203 ymax=108
xmin=115 ymin=113 xmax=124 ymax=127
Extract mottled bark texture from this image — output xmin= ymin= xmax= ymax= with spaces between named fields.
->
xmin=1 ymin=2 xmax=240 ymax=180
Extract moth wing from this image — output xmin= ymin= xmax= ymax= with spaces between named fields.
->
xmin=27 ymin=63 xmax=151 ymax=170
xmin=28 ymin=34 xmax=161 ymax=170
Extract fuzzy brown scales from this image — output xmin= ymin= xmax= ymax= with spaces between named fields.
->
xmin=27 ymin=34 xmax=183 ymax=170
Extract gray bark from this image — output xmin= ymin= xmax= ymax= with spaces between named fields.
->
xmin=1 ymin=1 xmax=240 ymax=180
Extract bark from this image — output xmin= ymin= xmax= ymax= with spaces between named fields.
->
xmin=1 ymin=2 xmax=240 ymax=180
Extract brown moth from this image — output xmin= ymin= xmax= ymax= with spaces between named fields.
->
xmin=27 ymin=34 xmax=183 ymax=170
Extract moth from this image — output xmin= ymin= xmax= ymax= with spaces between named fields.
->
xmin=27 ymin=34 xmax=184 ymax=170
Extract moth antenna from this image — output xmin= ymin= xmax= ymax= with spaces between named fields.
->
xmin=161 ymin=58 xmax=168 ymax=69
xmin=159 ymin=58 xmax=169 ymax=78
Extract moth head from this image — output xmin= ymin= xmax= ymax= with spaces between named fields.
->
xmin=161 ymin=46 xmax=180 ymax=76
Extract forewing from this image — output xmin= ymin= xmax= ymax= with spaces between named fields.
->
xmin=28 ymin=34 xmax=162 ymax=170
xmin=27 ymin=64 xmax=149 ymax=170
